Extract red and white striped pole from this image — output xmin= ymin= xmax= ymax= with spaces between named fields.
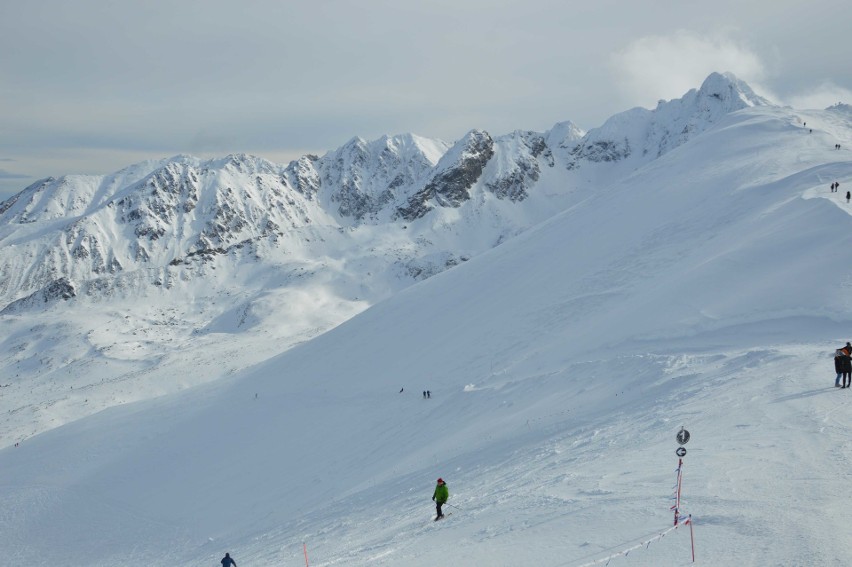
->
xmin=673 ymin=457 xmax=683 ymax=526
xmin=673 ymin=427 xmax=694 ymax=563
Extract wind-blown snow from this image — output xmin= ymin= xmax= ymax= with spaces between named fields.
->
xmin=2 ymin=75 xmax=852 ymax=566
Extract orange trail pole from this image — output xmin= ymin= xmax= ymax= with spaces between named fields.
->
xmin=304 ymin=542 xmax=309 ymax=567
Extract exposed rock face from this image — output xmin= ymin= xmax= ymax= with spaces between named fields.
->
xmin=1 ymin=277 xmax=76 ymax=314
xmin=284 ymin=155 xmax=321 ymax=198
xmin=485 ymin=131 xmax=554 ymax=202
xmin=570 ymin=137 xmax=633 ymax=166
xmin=316 ymin=134 xmax=445 ymax=221
xmin=396 ymin=130 xmax=495 ymax=220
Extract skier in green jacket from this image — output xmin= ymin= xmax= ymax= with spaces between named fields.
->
xmin=432 ymin=478 xmax=449 ymax=520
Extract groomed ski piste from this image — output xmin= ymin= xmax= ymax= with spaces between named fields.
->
xmin=2 ymin=102 xmax=852 ymax=566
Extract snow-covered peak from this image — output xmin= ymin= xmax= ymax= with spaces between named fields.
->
xmin=207 ymin=153 xmax=280 ymax=176
xmin=434 ymin=129 xmax=493 ymax=171
xmin=566 ymin=72 xmax=774 ymax=169
xmin=648 ymin=71 xmax=770 ymax=131
xmin=694 ymin=71 xmax=770 ymax=108
xmin=0 ymin=174 xmax=111 ymax=228
xmin=545 ymin=120 xmax=586 ymax=149
xmin=482 ymin=130 xmax=555 ymax=202
xmin=316 ymin=132 xmax=450 ymax=221
xmin=0 ymin=156 xmax=212 ymax=230
xmin=395 ymin=130 xmax=495 ymax=220
xmin=405 ymin=133 xmax=451 ymax=165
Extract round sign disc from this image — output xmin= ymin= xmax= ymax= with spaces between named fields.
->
xmin=676 ymin=447 xmax=687 ymax=457
xmin=676 ymin=429 xmax=690 ymax=445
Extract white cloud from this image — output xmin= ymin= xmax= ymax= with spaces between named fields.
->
xmin=787 ymin=82 xmax=852 ymax=110
xmin=610 ymin=31 xmax=768 ymax=107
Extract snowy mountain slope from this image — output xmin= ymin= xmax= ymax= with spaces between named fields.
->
xmin=2 ymin=99 xmax=852 ymax=566
xmin=0 ymin=74 xmax=775 ymax=449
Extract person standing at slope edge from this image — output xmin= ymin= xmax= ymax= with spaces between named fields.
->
xmin=432 ymin=478 xmax=449 ymax=520
xmin=840 ymin=344 xmax=852 ymax=389
xmin=835 ymin=349 xmax=844 ymax=387
xmin=221 ymin=552 xmax=237 ymax=567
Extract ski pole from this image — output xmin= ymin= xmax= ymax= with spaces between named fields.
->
xmin=444 ymin=502 xmax=463 ymax=511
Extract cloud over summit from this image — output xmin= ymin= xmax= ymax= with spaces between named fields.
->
xmin=610 ymin=31 xmax=769 ymax=107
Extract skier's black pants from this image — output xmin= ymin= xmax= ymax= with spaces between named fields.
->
xmin=436 ymin=501 xmax=444 ymax=518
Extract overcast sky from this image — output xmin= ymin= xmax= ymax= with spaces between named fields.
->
xmin=1 ymin=0 xmax=850 ymax=199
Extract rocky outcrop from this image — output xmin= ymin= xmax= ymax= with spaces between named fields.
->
xmin=396 ymin=130 xmax=494 ymax=220
xmin=318 ymin=134 xmax=446 ymax=221
xmin=1 ymin=277 xmax=76 ymax=314
xmin=486 ymin=131 xmax=555 ymax=202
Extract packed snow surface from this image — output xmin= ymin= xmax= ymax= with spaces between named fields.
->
xmin=2 ymin=87 xmax=852 ymax=566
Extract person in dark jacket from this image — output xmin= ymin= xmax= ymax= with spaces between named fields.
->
xmin=835 ymin=350 xmax=844 ymax=387
xmin=841 ymin=344 xmax=852 ymax=388
xmin=221 ymin=552 xmax=237 ymax=567
xmin=432 ymin=477 xmax=449 ymax=520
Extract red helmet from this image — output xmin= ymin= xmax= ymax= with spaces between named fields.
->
xmin=437 ymin=478 xmax=444 ymax=483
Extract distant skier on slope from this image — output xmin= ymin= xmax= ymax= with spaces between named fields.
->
xmin=432 ymin=477 xmax=449 ymax=520
xmin=221 ymin=552 xmax=237 ymax=567
xmin=835 ymin=349 xmax=844 ymax=387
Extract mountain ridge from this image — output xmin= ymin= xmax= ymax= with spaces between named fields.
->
xmin=0 ymin=72 xmax=767 ymax=311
